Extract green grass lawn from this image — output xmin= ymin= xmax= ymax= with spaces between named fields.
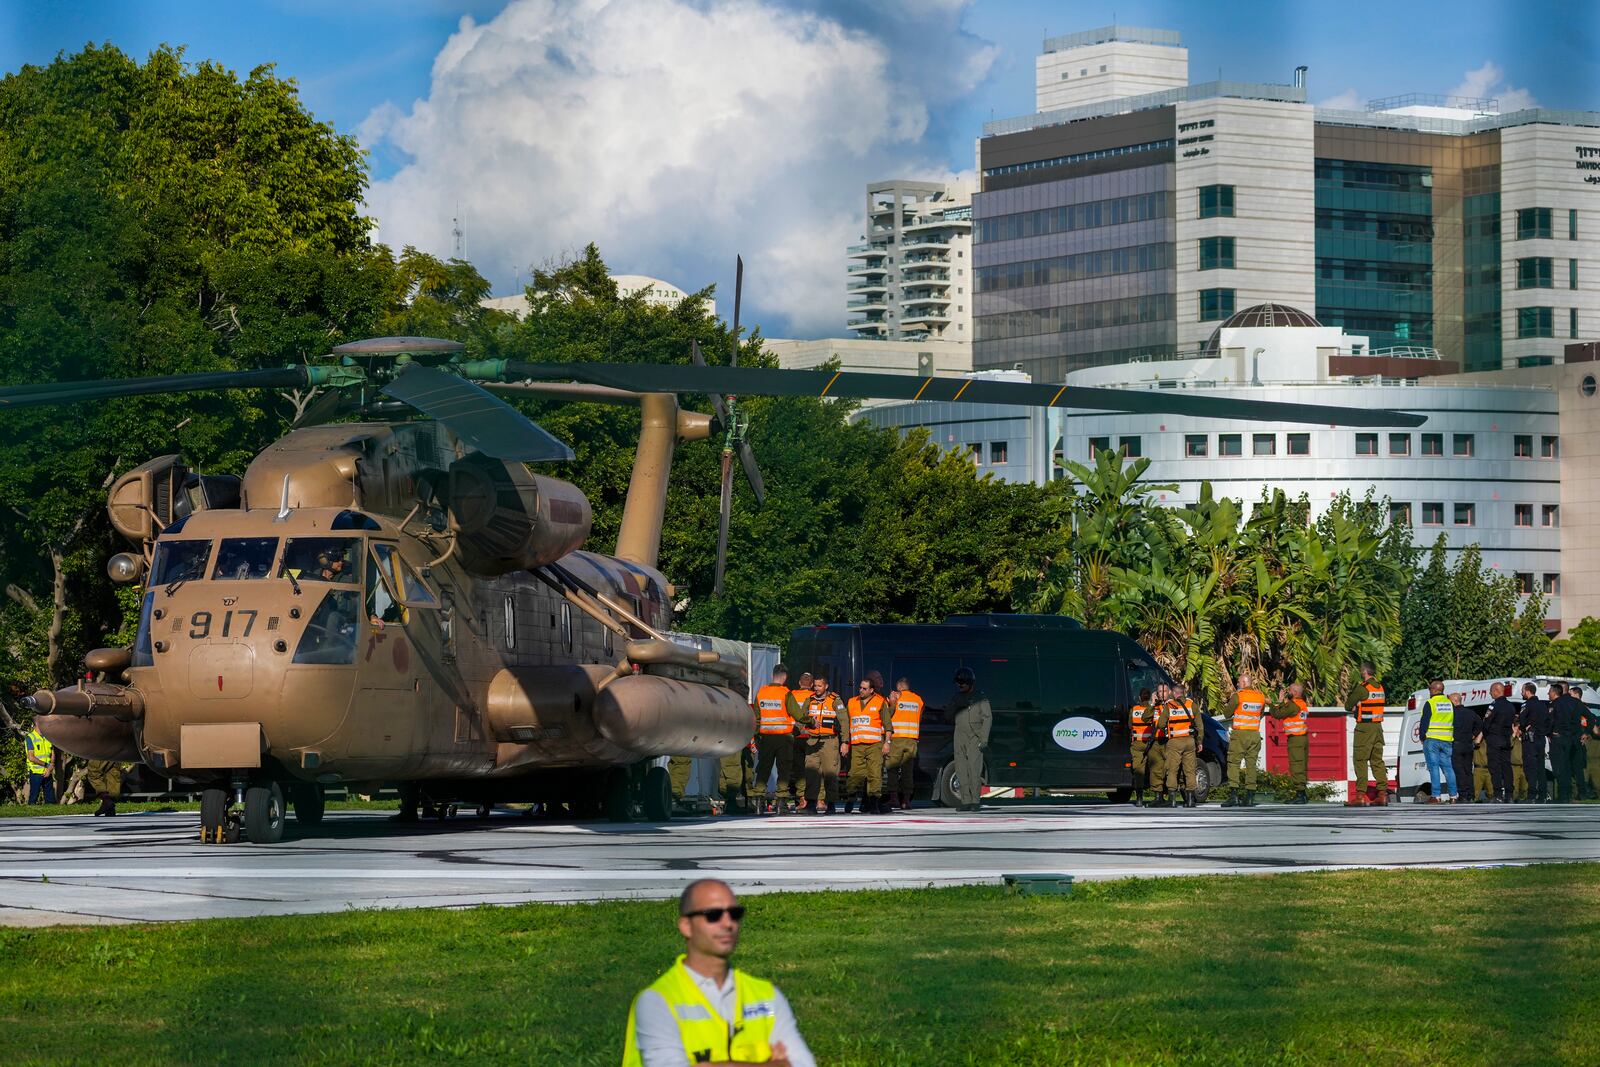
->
xmin=1 ymin=864 xmax=1595 ymax=1066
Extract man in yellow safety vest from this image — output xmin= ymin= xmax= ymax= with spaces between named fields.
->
xmin=24 ymin=724 xmax=55 ymax=805
xmin=622 ymin=878 xmax=813 ymax=1066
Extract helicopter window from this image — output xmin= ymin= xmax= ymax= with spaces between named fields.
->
xmin=366 ymin=545 xmax=407 ymax=626
xmin=331 ymin=510 xmax=382 ymax=531
xmin=131 ymin=591 xmax=155 ymax=668
xmin=392 ymin=554 xmax=440 ymax=608
xmin=292 ymin=589 xmax=360 ymax=665
xmin=504 ymin=595 xmax=517 ymax=649
xmin=279 ymin=538 xmax=358 ymax=584
xmin=151 ymin=539 xmax=212 ymax=584
xmin=561 ymin=602 xmax=573 ymax=652
xmin=211 ymin=538 xmax=279 ymax=581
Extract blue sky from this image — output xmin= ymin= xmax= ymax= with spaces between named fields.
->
xmin=5 ymin=1 xmax=1597 ymax=336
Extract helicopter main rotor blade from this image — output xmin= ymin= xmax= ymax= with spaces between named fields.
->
xmin=0 ymin=367 xmax=316 ymax=409
xmin=730 ymin=256 xmax=743 ymax=369
xmin=503 ymin=362 xmax=1427 ymax=428
xmin=381 ymin=363 xmax=574 ymax=462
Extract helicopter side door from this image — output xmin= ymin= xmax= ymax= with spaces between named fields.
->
xmin=347 ymin=541 xmax=421 ymax=769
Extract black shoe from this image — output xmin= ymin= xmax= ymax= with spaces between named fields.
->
xmin=1221 ymin=790 xmax=1237 ymax=808
xmin=1244 ymin=790 xmax=1255 ymax=807
xmin=1184 ymin=791 xmax=1197 ymax=808
xmin=843 ymin=800 xmax=855 ymax=814
xmin=1292 ymin=791 xmax=1308 ymax=805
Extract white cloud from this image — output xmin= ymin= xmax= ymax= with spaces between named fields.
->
xmin=1317 ymin=88 xmax=1363 ymax=111
xmin=1449 ymin=61 xmax=1538 ymax=111
xmin=362 ymin=0 xmax=996 ymax=338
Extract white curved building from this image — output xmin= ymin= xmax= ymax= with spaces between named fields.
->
xmin=1064 ymin=304 xmax=1562 ymax=624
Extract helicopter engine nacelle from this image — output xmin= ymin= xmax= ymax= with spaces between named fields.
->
xmin=446 ymin=454 xmax=592 ymax=576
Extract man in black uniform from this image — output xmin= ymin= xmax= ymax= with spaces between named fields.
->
xmin=1481 ymin=682 xmax=1516 ymax=803
xmin=1517 ymin=681 xmax=1550 ymax=803
xmin=1451 ymin=692 xmax=1482 ymax=803
xmin=1549 ymin=682 xmax=1588 ymax=803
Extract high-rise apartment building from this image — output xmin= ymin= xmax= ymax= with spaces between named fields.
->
xmin=972 ymin=25 xmax=1599 ymax=382
xmin=846 ymin=179 xmax=974 ymax=341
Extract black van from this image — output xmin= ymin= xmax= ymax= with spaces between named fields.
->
xmin=787 ymin=614 xmax=1228 ymax=804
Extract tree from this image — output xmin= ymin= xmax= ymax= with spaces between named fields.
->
xmin=1542 ymin=617 xmax=1600 ymax=679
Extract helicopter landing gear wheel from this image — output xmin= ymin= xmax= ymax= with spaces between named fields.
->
xmin=243 ymin=781 xmax=286 ymax=844
xmin=642 ymin=765 xmax=673 ymax=822
xmin=200 ymin=787 xmax=231 ymax=844
xmin=291 ymin=783 xmax=325 ymax=826
xmin=605 ymin=769 xmax=632 ymax=822
xmin=476 ymin=802 xmax=492 ymax=820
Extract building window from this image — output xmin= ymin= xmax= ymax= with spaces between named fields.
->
xmin=1199 ymin=236 xmax=1235 ymax=271
xmin=1088 ymin=436 xmax=1109 ymax=457
xmin=1517 ymin=307 xmax=1554 ymax=338
xmin=1514 ymin=503 xmax=1533 ymax=527
xmin=1219 ymin=433 xmax=1242 ymax=457
xmin=1543 ymin=504 xmax=1560 ymax=527
xmin=1452 ymin=434 xmax=1475 ymax=457
xmin=1199 ymin=288 xmax=1236 ymax=322
xmin=1517 ymin=257 xmax=1553 ymax=289
xmin=1119 ymin=436 xmax=1142 ymax=458
xmin=1514 ymin=434 xmax=1533 ymax=458
xmin=1389 ymin=433 xmax=1411 ymax=456
xmin=1517 ymin=207 xmax=1552 ymax=239
xmin=1199 ymin=184 xmax=1235 ymax=219
xmin=1454 ymin=502 xmax=1475 ymax=526
xmin=1287 ymin=433 xmax=1310 ymax=456
xmin=967 ymin=442 xmax=981 ymax=463
xmin=1422 ymin=502 xmax=1444 ymax=525
xmin=1252 ymin=433 xmax=1276 ymax=456
xmin=1572 ymin=309 xmax=1580 ymax=339
xmin=1185 ymin=434 xmax=1208 ymax=457
xmin=1515 ymin=572 xmax=1534 ymax=595
xmin=1572 ymin=259 xmax=1579 ymax=289
xmin=1390 ymin=502 xmax=1411 ymax=526
xmin=990 ymin=441 xmax=1008 ymax=464
xmin=1542 ymin=435 xmax=1560 ymax=459
xmin=1571 ymin=209 xmax=1578 ymax=240
xmin=1421 ymin=433 xmax=1443 ymax=456
xmin=1545 ymin=573 xmax=1562 ymax=595
xmin=1355 ymin=433 xmax=1378 ymax=456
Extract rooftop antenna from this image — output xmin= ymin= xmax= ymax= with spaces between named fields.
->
xmin=451 ymin=202 xmax=464 ymax=259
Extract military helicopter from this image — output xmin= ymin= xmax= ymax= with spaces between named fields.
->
xmin=5 ymin=299 xmax=1426 ymax=844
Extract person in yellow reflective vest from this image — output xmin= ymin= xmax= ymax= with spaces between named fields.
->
xmin=1270 ymin=682 xmax=1311 ymax=804
xmin=1223 ymin=673 xmax=1268 ymax=808
xmin=1419 ymin=680 xmax=1459 ymax=803
xmin=24 ymin=724 xmax=56 ymax=805
xmin=623 ymin=878 xmax=813 ymax=1067
xmin=885 ymin=678 xmax=924 ymax=810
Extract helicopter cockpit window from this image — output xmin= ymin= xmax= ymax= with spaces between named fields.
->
xmin=394 ymin=555 xmax=439 ymax=608
xmin=211 ymin=537 xmax=279 ymax=580
xmin=292 ymin=589 xmax=360 ymax=665
xmin=366 ymin=544 xmax=407 ymax=626
xmin=279 ymin=537 xmax=359 ymax=584
xmin=131 ymin=591 xmax=155 ymax=668
xmin=151 ymin=539 xmax=212 ymax=585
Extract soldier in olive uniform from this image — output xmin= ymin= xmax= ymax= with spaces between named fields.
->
xmin=85 ymin=759 xmax=123 ymax=816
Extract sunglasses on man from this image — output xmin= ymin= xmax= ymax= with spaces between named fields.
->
xmin=682 ymin=906 xmax=746 ymax=924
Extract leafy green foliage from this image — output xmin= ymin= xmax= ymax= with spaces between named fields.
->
xmin=1025 ymin=455 xmax=1414 ymax=708
xmin=1542 ymin=617 xmax=1600 ymax=679
xmin=1391 ymin=539 xmax=1550 ymax=694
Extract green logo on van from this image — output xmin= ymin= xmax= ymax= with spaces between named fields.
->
xmin=1052 ymin=717 xmax=1107 ymax=752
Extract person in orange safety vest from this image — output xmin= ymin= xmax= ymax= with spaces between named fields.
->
xmin=1270 ymin=681 xmax=1312 ymax=804
xmin=748 ymin=665 xmax=810 ymax=815
xmin=1223 ymin=672 xmax=1268 ymax=808
xmin=885 ymin=677 xmax=924 ymax=810
xmin=842 ymin=678 xmax=890 ymax=814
